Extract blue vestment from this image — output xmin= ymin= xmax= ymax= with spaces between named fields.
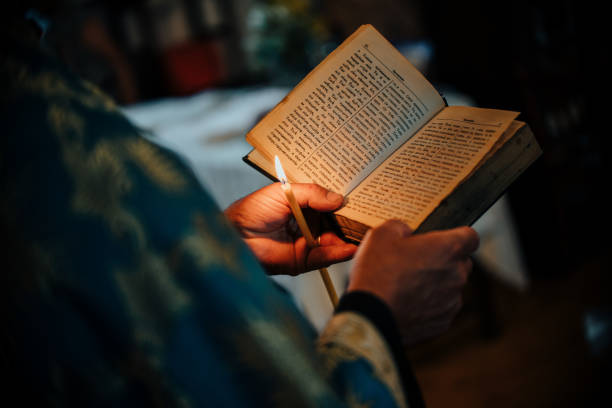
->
xmin=1 ymin=19 xmax=423 ymax=407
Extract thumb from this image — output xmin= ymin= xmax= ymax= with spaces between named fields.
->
xmin=289 ymin=183 xmax=344 ymax=212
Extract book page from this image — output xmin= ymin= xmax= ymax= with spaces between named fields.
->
xmin=246 ymin=25 xmax=445 ymax=195
xmin=336 ymin=106 xmax=519 ymax=229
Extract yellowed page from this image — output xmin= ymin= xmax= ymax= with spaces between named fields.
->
xmin=246 ymin=24 xmax=445 ymax=194
xmin=336 ymin=106 xmax=519 ymax=229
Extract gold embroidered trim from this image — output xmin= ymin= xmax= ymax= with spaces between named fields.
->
xmin=318 ymin=311 xmax=408 ymax=408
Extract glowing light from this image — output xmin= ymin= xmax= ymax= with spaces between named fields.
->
xmin=274 ymin=155 xmax=288 ymax=185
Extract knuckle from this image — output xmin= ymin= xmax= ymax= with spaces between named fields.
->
xmin=461 ymin=226 xmax=480 ymax=252
xmin=379 ymin=219 xmax=402 ymax=229
xmin=448 ymin=226 xmax=480 ymax=256
xmin=381 ymin=219 xmax=412 ymax=237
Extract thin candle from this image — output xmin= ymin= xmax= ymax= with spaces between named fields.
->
xmin=274 ymin=155 xmax=339 ymax=307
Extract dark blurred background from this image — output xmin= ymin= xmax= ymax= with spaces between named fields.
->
xmin=11 ymin=0 xmax=612 ymax=406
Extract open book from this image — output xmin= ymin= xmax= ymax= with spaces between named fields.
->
xmin=244 ymin=24 xmax=541 ymax=242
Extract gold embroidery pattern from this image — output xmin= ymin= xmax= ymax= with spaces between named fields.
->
xmin=230 ymin=309 xmax=330 ymax=407
xmin=3 ymin=56 xmax=117 ymax=113
xmin=124 ymin=138 xmax=187 ymax=192
xmin=51 ymin=107 xmax=145 ymax=246
xmin=190 ymin=213 xmax=244 ymax=275
xmin=318 ymin=312 xmax=408 ymax=408
xmin=115 ymin=250 xmax=192 ymax=353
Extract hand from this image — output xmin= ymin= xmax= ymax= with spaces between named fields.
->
xmin=347 ymin=220 xmax=479 ymax=347
xmin=224 ymin=183 xmax=358 ymax=276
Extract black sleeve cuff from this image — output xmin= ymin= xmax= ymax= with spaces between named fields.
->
xmin=336 ymin=291 xmax=425 ymax=408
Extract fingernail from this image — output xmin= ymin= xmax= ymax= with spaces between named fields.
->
xmin=327 ymin=191 xmax=343 ymax=203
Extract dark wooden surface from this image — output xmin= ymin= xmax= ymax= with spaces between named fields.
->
xmin=408 ymin=252 xmax=611 ymax=407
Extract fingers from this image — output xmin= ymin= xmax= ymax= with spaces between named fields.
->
xmin=423 ymin=227 xmax=477 ymax=283
xmin=378 ymin=219 xmax=414 ymax=238
xmin=446 ymin=228 xmax=477 ymax=283
xmin=307 ymin=245 xmax=358 ymax=270
xmin=306 ymin=232 xmax=358 ymax=270
xmin=423 ymin=226 xmax=479 ymax=258
xmin=317 ymin=231 xmax=353 ymax=246
xmin=364 ymin=219 xmax=414 ymax=243
xmin=288 ymin=183 xmax=344 ymax=212
xmin=451 ymin=226 xmax=480 ymax=255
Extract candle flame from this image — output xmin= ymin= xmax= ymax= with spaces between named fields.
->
xmin=274 ymin=155 xmax=288 ymax=185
